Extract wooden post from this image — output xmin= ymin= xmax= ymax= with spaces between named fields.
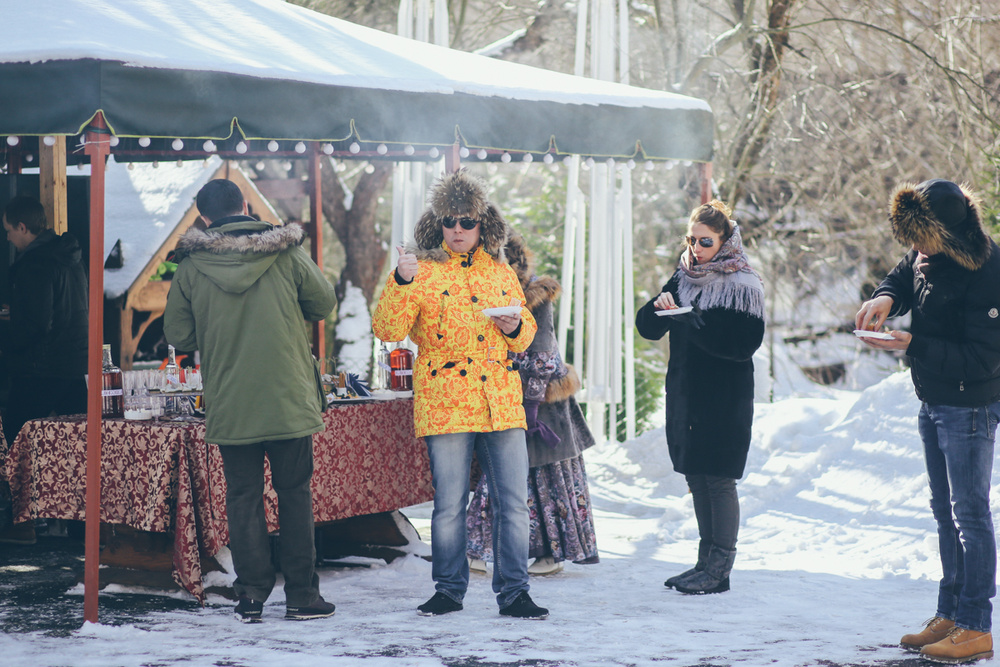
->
xmin=309 ymin=146 xmax=325 ymax=362
xmin=39 ymin=136 xmax=68 ymax=234
xmin=444 ymin=141 xmax=461 ymax=173
xmin=699 ymin=162 xmax=713 ymax=204
xmin=83 ymin=113 xmax=110 ymax=624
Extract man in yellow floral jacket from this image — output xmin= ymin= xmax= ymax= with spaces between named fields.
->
xmin=373 ymin=170 xmax=548 ymax=619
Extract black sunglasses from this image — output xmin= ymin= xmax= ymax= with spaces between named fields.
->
xmin=685 ymin=235 xmax=716 ymax=248
xmin=442 ymin=216 xmax=480 ymax=230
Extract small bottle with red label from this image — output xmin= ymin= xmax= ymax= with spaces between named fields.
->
xmin=389 ymin=345 xmax=414 ymax=391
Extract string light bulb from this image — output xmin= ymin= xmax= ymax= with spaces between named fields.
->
xmin=294 ymin=142 xmax=307 ymax=154
xmin=349 ymin=142 xmax=361 ymax=154
xmin=322 ymin=143 xmax=334 ymax=155
xmin=428 ymin=147 xmax=440 ymax=159
xmin=6 ymin=136 xmax=19 ymax=146
xmin=171 ymin=138 xmax=184 ymax=151
xmin=522 ymin=153 xmax=533 ymax=163
xmin=109 ymin=136 xmax=120 ymax=147
xmin=404 ymin=145 xmax=415 ymax=156
xmin=543 ymin=153 xmax=554 ymax=164
xmin=500 ymin=152 xmax=511 ymax=163
xmin=477 ymin=149 xmax=488 ymax=160
xmin=42 ymin=136 xmax=56 ymax=146
xmin=236 ymin=142 xmax=248 ymax=154
xmin=203 ymin=140 xmax=217 ymax=152
xmin=138 ymin=137 xmax=151 ymax=147
xmin=267 ymin=140 xmax=279 ymax=152
xmin=376 ymin=144 xmax=388 ymax=155
xmin=459 ymin=147 xmax=470 ymax=158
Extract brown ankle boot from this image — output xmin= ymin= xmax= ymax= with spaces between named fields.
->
xmin=900 ymin=617 xmax=955 ymax=651
xmin=920 ymin=627 xmax=993 ymax=664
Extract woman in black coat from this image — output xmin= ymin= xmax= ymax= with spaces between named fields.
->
xmin=635 ymin=200 xmax=764 ymax=594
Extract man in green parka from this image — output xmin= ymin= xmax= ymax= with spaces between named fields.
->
xmin=164 ymin=179 xmax=337 ymax=623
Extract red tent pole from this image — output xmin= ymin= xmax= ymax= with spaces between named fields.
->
xmin=83 ymin=113 xmax=109 ymax=624
xmin=445 ymin=141 xmax=461 ymax=173
xmin=699 ymin=162 xmax=713 ymax=204
xmin=309 ymin=146 xmax=325 ymax=362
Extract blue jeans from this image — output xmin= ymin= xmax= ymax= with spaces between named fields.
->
xmin=425 ymin=429 xmax=530 ymax=609
xmin=919 ymin=402 xmax=999 ymax=633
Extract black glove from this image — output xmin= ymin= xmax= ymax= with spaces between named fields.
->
xmin=671 ymin=303 xmax=705 ymax=329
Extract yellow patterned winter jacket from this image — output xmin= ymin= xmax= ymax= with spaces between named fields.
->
xmin=372 ymin=243 xmax=537 ymax=437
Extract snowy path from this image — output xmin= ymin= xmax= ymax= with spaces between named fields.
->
xmin=1 ymin=371 xmax=992 ymax=666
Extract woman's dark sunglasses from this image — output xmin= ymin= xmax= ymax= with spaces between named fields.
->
xmin=685 ymin=235 xmax=716 ymax=248
xmin=442 ymin=216 xmax=480 ymax=230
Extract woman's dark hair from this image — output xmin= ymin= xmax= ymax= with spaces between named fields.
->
xmin=688 ymin=200 xmax=734 ymax=241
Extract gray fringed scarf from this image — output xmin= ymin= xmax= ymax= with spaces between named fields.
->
xmin=676 ymin=224 xmax=765 ymax=319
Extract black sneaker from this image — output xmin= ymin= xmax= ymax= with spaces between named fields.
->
xmin=499 ymin=591 xmax=548 ymax=620
xmin=417 ymin=592 xmax=464 ymax=616
xmin=234 ymin=597 xmax=263 ymax=623
xmin=285 ymin=598 xmax=336 ymax=620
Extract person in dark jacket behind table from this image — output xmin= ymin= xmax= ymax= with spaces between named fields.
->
xmin=467 ymin=232 xmax=599 ymax=575
xmin=635 ymin=199 xmax=764 ymax=595
xmin=164 ymin=179 xmax=337 ymax=624
xmin=856 ymin=179 xmax=1000 ymax=665
xmin=0 ymin=195 xmax=88 ymax=545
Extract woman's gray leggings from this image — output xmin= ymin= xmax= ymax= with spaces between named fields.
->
xmin=685 ymin=474 xmax=739 ymax=551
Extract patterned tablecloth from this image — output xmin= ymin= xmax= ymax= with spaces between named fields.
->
xmin=2 ymin=398 xmax=432 ymax=603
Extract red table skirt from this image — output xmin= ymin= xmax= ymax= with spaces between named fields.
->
xmin=3 ymin=399 xmax=432 ymax=602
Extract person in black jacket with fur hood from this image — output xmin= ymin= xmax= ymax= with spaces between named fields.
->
xmin=636 ymin=200 xmax=765 ymax=596
xmin=856 ymin=179 xmax=1000 ymax=664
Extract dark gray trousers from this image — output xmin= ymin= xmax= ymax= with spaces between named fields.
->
xmin=686 ymin=474 xmax=740 ymax=551
xmin=218 ymin=435 xmax=319 ymax=607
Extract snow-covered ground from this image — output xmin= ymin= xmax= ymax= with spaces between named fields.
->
xmin=2 ymin=369 xmax=991 ymax=666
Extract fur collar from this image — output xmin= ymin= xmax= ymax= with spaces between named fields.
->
xmin=175 ymin=222 xmax=304 ymax=259
xmin=889 ymin=181 xmax=988 ymax=271
xmin=523 ymin=276 xmax=561 ymax=311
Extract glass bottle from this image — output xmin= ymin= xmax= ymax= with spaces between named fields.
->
xmin=389 ymin=345 xmax=414 ymax=391
xmin=101 ymin=344 xmax=124 ymax=418
xmin=375 ymin=341 xmax=392 ymax=390
xmin=163 ymin=345 xmax=182 ymax=415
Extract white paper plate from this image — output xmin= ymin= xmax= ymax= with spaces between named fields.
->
xmin=655 ymin=306 xmax=693 ymax=316
xmin=481 ymin=306 xmax=522 ymax=317
xmin=853 ymin=329 xmax=895 ymax=340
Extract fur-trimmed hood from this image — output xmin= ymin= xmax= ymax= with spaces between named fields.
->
xmin=889 ymin=179 xmax=989 ymax=271
xmin=504 ymin=231 xmax=561 ymax=310
xmin=410 ymin=170 xmax=511 ymax=263
xmin=174 ymin=219 xmax=306 ymax=295
xmin=175 ymin=218 xmax=304 ymax=257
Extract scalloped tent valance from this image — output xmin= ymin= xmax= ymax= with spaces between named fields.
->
xmin=0 ymin=0 xmax=713 ymax=162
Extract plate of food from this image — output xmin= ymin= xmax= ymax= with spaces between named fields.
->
xmin=853 ymin=329 xmax=895 ymax=340
xmin=481 ymin=306 xmax=522 ymax=317
xmin=655 ymin=306 xmax=694 ymax=316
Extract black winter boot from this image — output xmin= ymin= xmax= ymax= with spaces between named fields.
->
xmin=674 ymin=545 xmax=735 ymax=595
xmin=665 ymin=540 xmax=711 ymax=588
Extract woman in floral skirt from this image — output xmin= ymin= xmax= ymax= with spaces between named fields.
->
xmin=466 ymin=232 xmax=598 ymax=574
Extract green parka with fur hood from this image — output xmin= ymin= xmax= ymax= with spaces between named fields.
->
xmin=163 ymin=217 xmax=336 ymax=445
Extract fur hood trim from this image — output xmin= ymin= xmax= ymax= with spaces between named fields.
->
xmin=889 ymin=180 xmax=988 ymax=271
xmin=504 ymin=231 xmax=562 ymax=308
xmin=413 ymin=170 xmax=511 ymax=262
xmin=175 ymin=222 xmax=304 ymax=258
xmin=545 ymin=364 xmax=581 ymax=403
xmin=524 ymin=276 xmax=561 ymax=311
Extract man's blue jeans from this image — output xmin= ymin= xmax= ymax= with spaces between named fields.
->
xmin=919 ymin=402 xmax=999 ymax=633
xmin=425 ymin=429 xmax=530 ymax=609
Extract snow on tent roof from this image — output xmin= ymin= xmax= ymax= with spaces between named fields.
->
xmin=0 ymin=0 xmax=713 ymax=161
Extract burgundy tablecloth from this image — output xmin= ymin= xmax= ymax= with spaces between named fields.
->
xmin=3 ymin=399 xmax=432 ymax=602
